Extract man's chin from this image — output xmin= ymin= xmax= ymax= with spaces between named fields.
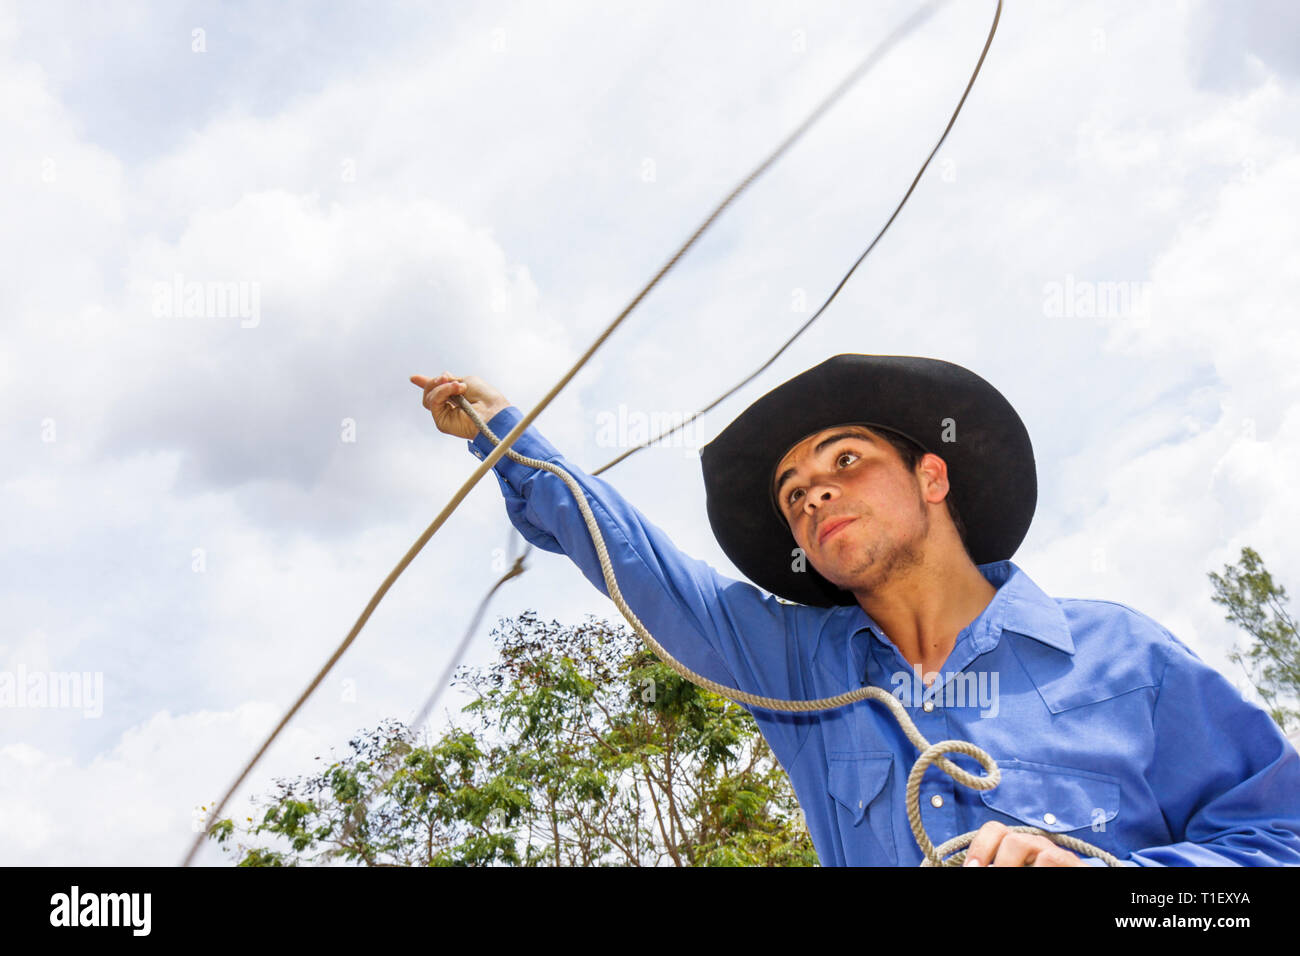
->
xmin=819 ymin=547 xmax=914 ymax=596
xmin=814 ymin=559 xmax=879 ymax=595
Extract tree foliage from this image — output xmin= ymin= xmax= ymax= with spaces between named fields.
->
xmin=1208 ymin=546 xmax=1300 ymax=734
xmin=211 ymin=611 xmax=817 ymax=866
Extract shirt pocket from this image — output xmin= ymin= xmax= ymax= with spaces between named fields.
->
xmin=827 ymin=751 xmax=897 ymax=865
xmin=979 ymin=758 xmax=1120 ymax=850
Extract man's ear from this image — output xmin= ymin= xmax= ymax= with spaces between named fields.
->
xmin=917 ymin=453 xmax=950 ymax=506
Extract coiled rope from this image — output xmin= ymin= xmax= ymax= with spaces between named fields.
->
xmin=455 ymin=395 xmax=1123 ymax=868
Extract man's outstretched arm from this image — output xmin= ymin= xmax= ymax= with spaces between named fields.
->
xmin=410 ymin=373 xmax=815 ymax=751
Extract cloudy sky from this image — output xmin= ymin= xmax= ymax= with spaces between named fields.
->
xmin=2 ymin=0 xmax=1297 ymax=865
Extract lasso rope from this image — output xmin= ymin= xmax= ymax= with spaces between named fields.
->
xmin=329 ymin=0 xmax=1012 ymax=855
xmin=455 ymin=396 xmax=1124 ymax=867
xmin=181 ymin=0 xmax=965 ymax=868
xmin=184 ymin=0 xmax=1111 ymax=869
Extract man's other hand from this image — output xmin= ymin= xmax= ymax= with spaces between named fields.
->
xmin=962 ymin=821 xmax=1086 ymax=867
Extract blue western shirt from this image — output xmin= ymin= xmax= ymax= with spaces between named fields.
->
xmin=468 ymin=405 xmax=1300 ymax=866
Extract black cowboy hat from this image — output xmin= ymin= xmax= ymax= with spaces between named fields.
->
xmin=699 ymin=354 xmax=1037 ymax=607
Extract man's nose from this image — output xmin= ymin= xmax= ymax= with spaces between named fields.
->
xmin=801 ymin=483 xmax=838 ymax=513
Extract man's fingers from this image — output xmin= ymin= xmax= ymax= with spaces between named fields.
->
xmin=410 ymin=374 xmax=466 ymax=409
xmin=410 ymin=372 xmax=460 ymax=390
xmin=990 ymin=832 xmax=1039 ymax=867
xmin=986 ymin=832 xmax=1078 ymax=867
xmin=964 ymin=824 xmax=1075 ymax=867
xmin=1029 ymin=846 xmax=1081 ymax=867
xmin=426 ymin=383 xmax=463 ymax=411
xmin=963 ymin=821 xmax=1007 ymax=867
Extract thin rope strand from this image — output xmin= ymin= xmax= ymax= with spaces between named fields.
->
xmin=594 ymin=0 xmax=1002 ymax=475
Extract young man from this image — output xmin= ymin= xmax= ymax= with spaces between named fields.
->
xmin=411 ymin=354 xmax=1300 ymax=866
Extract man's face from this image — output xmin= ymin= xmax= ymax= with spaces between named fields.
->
xmin=771 ymin=423 xmax=933 ymax=594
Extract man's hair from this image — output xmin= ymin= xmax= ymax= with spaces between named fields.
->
xmin=870 ymin=428 xmax=971 ymax=557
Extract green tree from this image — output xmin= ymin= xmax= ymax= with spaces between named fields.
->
xmin=1208 ymin=546 xmax=1300 ymax=734
xmin=210 ymin=611 xmax=817 ymax=866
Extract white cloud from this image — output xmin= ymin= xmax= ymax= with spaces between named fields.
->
xmin=3 ymin=0 xmax=1298 ymax=864
xmin=0 ymin=702 xmax=330 ymax=865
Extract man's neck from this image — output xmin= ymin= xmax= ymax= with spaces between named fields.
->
xmin=854 ymin=553 xmax=998 ymax=680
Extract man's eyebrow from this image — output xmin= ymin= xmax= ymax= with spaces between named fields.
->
xmin=772 ymin=430 xmax=877 ymax=504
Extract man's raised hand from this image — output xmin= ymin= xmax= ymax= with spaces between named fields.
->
xmin=410 ymin=372 xmax=511 ymax=441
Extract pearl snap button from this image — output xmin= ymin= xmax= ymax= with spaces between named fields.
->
xmin=1043 ymin=812 xmax=1057 ymax=825
xmin=930 ymin=794 xmax=944 ymax=808
xmin=922 ymin=700 xmax=935 ymax=712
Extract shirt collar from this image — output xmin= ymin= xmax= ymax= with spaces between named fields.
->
xmin=986 ymin=560 xmax=1076 ymax=655
xmin=815 ymin=559 xmax=1076 ymax=668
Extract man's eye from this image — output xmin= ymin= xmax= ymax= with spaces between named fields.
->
xmin=787 ymin=451 xmax=859 ymax=506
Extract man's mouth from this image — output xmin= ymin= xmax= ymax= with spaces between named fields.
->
xmin=818 ymin=516 xmax=858 ymax=544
